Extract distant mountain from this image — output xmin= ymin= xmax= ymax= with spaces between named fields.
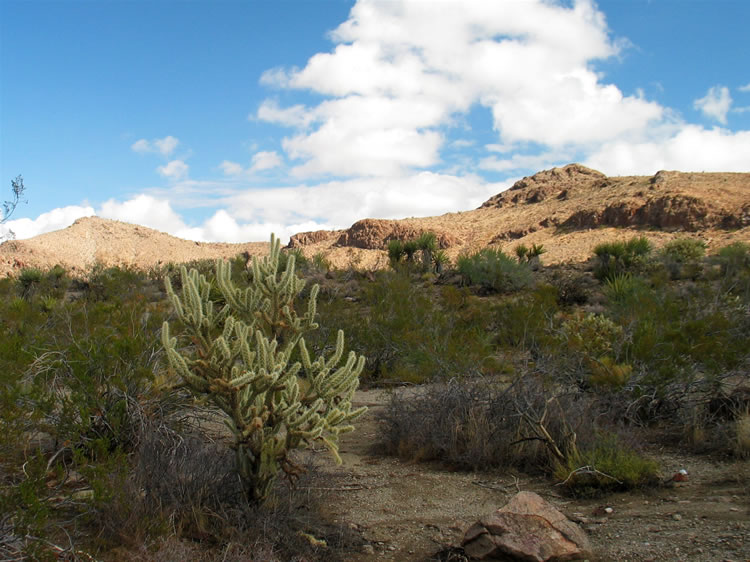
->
xmin=2 ymin=164 xmax=748 ymax=276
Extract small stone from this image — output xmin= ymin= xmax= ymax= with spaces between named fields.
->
xmin=387 ymin=545 xmax=396 ymax=551
xmin=362 ymin=544 xmax=375 ymax=555
xmin=672 ymin=513 xmax=682 ymax=521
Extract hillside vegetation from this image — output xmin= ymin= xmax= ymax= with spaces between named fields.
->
xmin=1 ymin=230 xmax=749 ymax=559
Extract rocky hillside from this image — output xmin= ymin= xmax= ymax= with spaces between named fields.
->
xmin=2 ymin=164 xmax=748 ymax=275
xmin=288 ymin=164 xmax=750 ymax=268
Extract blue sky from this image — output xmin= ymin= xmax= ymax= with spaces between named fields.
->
xmin=2 ymin=0 xmax=749 ymax=242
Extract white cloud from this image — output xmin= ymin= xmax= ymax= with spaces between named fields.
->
xmin=738 ymin=83 xmax=750 ymax=93
xmin=131 ymin=139 xmax=151 ymax=153
xmin=694 ymin=86 xmax=732 ymax=124
xmin=220 ymin=160 xmax=244 ymax=176
xmin=250 ymin=151 xmax=283 ymax=172
xmin=256 ymin=100 xmax=315 ymax=128
xmin=585 ymin=125 xmax=750 ymax=175
xmin=98 ymin=194 xmax=190 ymax=234
xmin=157 ymin=160 xmax=189 ymax=180
xmin=2 ymin=205 xmax=95 ymax=240
xmin=479 ymin=151 xmax=573 ymax=174
xmin=131 ymin=135 xmax=180 ymax=156
xmin=223 ymin=172 xmax=504 ymax=228
xmin=258 ymin=0 xmax=664 ymax=177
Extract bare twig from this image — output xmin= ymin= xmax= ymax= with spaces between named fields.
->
xmin=556 ymin=465 xmax=623 ymax=487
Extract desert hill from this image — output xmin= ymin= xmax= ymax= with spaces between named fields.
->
xmin=288 ymin=164 xmax=750 ymax=268
xmin=0 ymin=216 xmax=269 ymax=277
xmin=1 ymin=164 xmax=748 ymax=276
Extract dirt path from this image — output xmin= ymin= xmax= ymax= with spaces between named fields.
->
xmin=305 ymin=389 xmax=750 ymax=561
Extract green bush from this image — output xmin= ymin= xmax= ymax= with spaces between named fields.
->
xmin=493 ymin=285 xmax=559 ymax=352
xmin=387 ymin=232 xmax=443 ymax=274
xmin=17 ymin=267 xmax=42 ymax=297
xmin=457 ymin=247 xmax=533 ymax=293
xmin=387 ymin=239 xmax=405 ymax=268
xmin=659 ymin=237 xmax=706 ymax=279
xmin=593 ymin=236 xmax=652 ymax=281
xmin=607 ymin=282 xmax=750 ymax=398
xmin=311 ymin=271 xmax=494 ymax=383
xmin=603 ymin=272 xmax=648 ymax=305
xmin=713 ymin=242 xmax=750 ymax=297
xmin=554 ymin=433 xmax=659 ymax=496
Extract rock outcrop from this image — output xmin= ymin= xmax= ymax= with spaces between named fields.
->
xmin=287 ymin=229 xmax=341 ymax=248
xmin=334 ymin=219 xmax=460 ymax=250
xmin=481 ymin=164 xmax=608 ymax=209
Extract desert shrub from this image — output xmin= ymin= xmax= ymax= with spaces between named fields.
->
xmin=378 ymin=375 xmax=655 ymax=491
xmin=94 ymin=429 xmax=357 ymax=559
xmin=514 ymin=243 xmax=546 ymax=267
xmin=548 ymin=272 xmax=591 ymax=307
xmin=553 ymin=433 xmax=659 ymax=496
xmin=310 ymin=252 xmax=331 ymax=273
xmin=15 ymin=297 xmax=181 ymax=459
xmin=658 ymin=237 xmax=706 ymax=279
xmin=602 ymin=272 xmax=648 ymax=305
xmin=514 ymin=244 xmax=529 ymax=262
xmin=387 ymin=239 xmax=405 ymax=268
xmin=493 ymin=285 xmax=559 ymax=352
xmin=593 ymin=236 xmax=652 ymax=281
xmin=457 ymin=247 xmax=533 ymax=293
xmin=715 ymin=241 xmax=750 ymax=275
xmin=624 ymin=285 xmax=748 ymax=390
xmin=387 ymin=232 xmax=443 ymax=274
xmin=555 ymin=312 xmax=631 ymax=389
xmin=17 ymin=267 xmax=42 ymax=298
xmin=81 ymin=263 xmax=153 ymax=302
xmin=311 ymin=271 xmax=494 ymax=383
xmin=712 ymin=241 xmax=750 ymax=298
xmin=432 ymin=249 xmax=450 ymax=274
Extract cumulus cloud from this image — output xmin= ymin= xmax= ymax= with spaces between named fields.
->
xmin=738 ymin=83 xmax=750 ymax=93
xmin=131 ymin=135 xmax=179 ymax=156
xmin=480 ymin=150 xmax=574 ymax=174
xmin=98 ymin=194 xmax=192 ymax=235
xmin=585 ymin=125 xmax=750 ymax=175
xmin=249 ymin=151 xmax=283 ymax=172
xmin=219 ymin=160 xmax=244 ymax=176
xmin=694 ymin=86 xmax=733 ymax=124
xmin=257 ymin=0 xmax=663 ymax=177
xmin=223 ymin=172 xmax=505 ymax=228
xmin=2 ymin=205 xmax=95 ymax=240
xmin=157 ymin=160 xmax=189 ymax=180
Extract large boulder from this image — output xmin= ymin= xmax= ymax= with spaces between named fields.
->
xmin=462 ymin=491 xmax=592 ymax=561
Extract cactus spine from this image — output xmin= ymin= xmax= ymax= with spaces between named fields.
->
xmin=161 ymin=235 xmax=366 ymax=502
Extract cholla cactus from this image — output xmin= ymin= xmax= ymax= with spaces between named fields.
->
xmin=161 ymin=234 xmax=366 ymax=502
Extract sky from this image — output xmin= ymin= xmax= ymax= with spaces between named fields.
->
xmin=1 ymin=0 xmax=749 ymax=243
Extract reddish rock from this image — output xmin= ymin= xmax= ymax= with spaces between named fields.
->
xmin=335 ymin=219 xmax=459 ymax=249
xmin=462 ymin=491 xmax=592 ymax=561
